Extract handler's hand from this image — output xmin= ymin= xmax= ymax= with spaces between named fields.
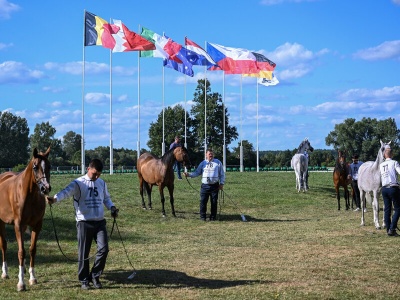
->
xmin=45 ymin=196 xmax=56 ymax=205
xmin=111 ymin=206 xmax=119 ymax=218
xmin=219 ymin=184 xmax=224 ymax=190
xmin=183 ymin=172 xmax=189 ymax=178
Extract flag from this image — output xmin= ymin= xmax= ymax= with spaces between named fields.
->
xmin=140 ymin=27 xmax=169 ymax=59
xmin=206 ymin=42 xmax=259 ymax=74
xmin=84 ymin=11 xmax=115 ymax=48
xmin=163 ymin=58 xmax=194 ymax=77
xmin=112 ymin=20 xmax=156 ymax=52
xmin=184 ymin=37 xmax=216 ymax=66
xmin=243 ymin=52 xmax=276 ymax=79
xmin=258 ymin=73 xmax=279 ymax=86
xmin=162 ymin=35 xmax=193 ymax=74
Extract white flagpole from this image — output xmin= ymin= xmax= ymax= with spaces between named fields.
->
xmin=81 ymin=10 xmax=86 ymax=174
xmin=137 ymin=25 xmax=141 ymax=162
xmin=256 ymin=79 xmax=259 ymax=172
xmin=223 ymin=71 xmax=226 ymax=171
xmin=162 ymin=63 xmax=165 ymax=156
xmin=240 ymin=75 xmax=243 ymax=172
xmin=109 ymin=20 xmax=113 ymax=175
xmin=204 ymin=66 xmax=207 ymax=158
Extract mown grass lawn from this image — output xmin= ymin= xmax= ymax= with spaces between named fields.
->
xmin=0 ymin=171 xmax=398 ymax=300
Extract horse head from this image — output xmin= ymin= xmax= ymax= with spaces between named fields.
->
xmin=379 ymin=139 xmax=392 ymax=160
xmin=338 ymin=150 xmax=346 ymax=166
xmin=32 ymin=147 xmax=51 ymax=195
xmin=298 ymin=138 xmax=314 ymax=154
xmin=173 ymin=146 xmax=191 ymax=168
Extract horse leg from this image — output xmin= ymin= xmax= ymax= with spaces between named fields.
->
xmin=14 ymin=224 xmax=26 ymax=291
xmin=139 ymin=178 xmax=147 ymax=210
xmin=28 ymin=223 xmax=42 ymax=285
xmin=147 ymin=184 xmax=153 ymax=210
xmin=335 ymin=185 xmax=341 ymax=210
xmin=372 ymin=191 xmax=381 ymax=230
xmin=360 ymin=190 xmax=366 ymax=226
xmin=158 ymin=186 xmax=166 ymax=217
xmin=0 ymin=222 xmax=9 ymax=279
xmin=344 ymin=187 xmax=350 ymax=210
xmin=167 ymin=184 xmax=176 ymax=217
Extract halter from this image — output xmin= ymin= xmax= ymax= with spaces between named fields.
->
xmin=32 ymin=158 xmax=50 ymax=194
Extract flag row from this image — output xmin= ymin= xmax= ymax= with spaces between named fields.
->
xmin=84 ymin=11 xmax=278 ymax=85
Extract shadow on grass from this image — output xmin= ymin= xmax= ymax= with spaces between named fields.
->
xmin=104 ymin=268 xmax=270 ymax=289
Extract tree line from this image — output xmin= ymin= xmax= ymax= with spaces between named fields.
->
xmin=1 ymin=79 xmax=399 ymax=171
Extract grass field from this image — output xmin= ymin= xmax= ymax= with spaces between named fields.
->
xmin=0 ymin=171 xmax=398 ymax=300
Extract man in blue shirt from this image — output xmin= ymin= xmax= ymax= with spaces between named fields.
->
xmin=184 ymin=149 xmax=225 ymax=221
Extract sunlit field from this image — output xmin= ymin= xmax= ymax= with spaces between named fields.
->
xmin=0 ymin=171 xmax=398 ymax=300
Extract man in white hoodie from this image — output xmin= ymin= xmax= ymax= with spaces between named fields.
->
xmin=46 ymin=159 xmax=119 ymax=289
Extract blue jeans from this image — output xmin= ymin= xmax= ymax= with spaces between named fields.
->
xmin=382 ymin=187 xmax=400 ymax=232
xmin=200 ymin=183 xmax=219 ymax=220
xmin=174 ymin=162 xmax=182 ymax=179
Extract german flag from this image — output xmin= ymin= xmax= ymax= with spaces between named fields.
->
xmin=243 ymin=52 xmax=276 ymax=79
xmin=84 ymin=11 xmax=114 ymax=49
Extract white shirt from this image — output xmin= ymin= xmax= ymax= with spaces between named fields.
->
xmin=380 ymin=158 xmax=400 ymax=187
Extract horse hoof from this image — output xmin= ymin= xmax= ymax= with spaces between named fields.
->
xmin=29 ymin=278 xmax=37 ymax=285
xmin=17 ymin=283 xmax=26 ymax=292
xmin=1 ymin=274 xmax=9 ymax=279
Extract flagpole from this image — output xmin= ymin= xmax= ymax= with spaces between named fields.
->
xmin=109 ymin=20 xmax=113 ymax=175
xmin=223 ymin=71 xmax=226 ymax=171
xmin=240 ymin=75 xmax=243 ymax=172
xmin=162 ymin=62 xmax=165 ymax=156
xmin=137 ymin=25 xmax=141 ymax=162
xmin=256 ymin=79 xmax=259 ymax=172
xmin=81 ymin=10 xmax=86 ymax=174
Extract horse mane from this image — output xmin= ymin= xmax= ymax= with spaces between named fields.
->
xmin=297 ymin=139 xmax=308 ymax=153
xmin=161 ymin=146 xmax=188 ymax=164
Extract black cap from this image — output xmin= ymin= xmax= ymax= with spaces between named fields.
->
xmin=352 ymin=154 xmax=359 ymax=159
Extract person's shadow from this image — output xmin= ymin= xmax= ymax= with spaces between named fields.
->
xmin=103 ymin=269 xmax=270 ymax=289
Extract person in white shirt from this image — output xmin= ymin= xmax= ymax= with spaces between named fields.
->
xmin=46 ymin=159 xmax=119 ymax=289
xmin=379 ymin=147 xmax=400 ymax=236
xmin=184 ymin=149 xmax=225 ymax=221
xmin=348 ymin=154 xmax=363 ymax=211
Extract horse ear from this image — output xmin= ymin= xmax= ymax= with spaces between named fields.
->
xmin=33 ymin=148 xmax=38 ymax=158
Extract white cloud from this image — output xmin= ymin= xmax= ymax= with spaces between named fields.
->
xmin=85 ymin=93 xmax=110 ymax=105
xmin=0 ymin=61 xmax=45 ymax=84
xmin=0 ymin=0 xmax=19 ymax=20
xmin=260 ymin=0 xmax=319 ymax=5
xmin=337 ymin=86 xmax=400 ymax=101
xmin=392 ymin=0 xmax=400 ymax=6
xmin=353 ymin=40 xmax=400 ymax=61
xmin=0 ymin=42 xmax=13 ymax=50
xmin=44 ymin=61 xmax=135 ymax=76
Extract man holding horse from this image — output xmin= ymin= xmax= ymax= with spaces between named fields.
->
xmin=170 ymin=136 xmax=183 ymax=180
xmin=379 ymin=147 xmax=400 ymax=237
xmin=348 ymin=154 xmax=363 ymax=211
xmin=46 ymin=159 xmax=119 ymax=289
xmin=184 ymin=149 xmax=225 ymax=221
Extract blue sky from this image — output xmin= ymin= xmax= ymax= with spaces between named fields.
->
xmin=1 ymin=0 xmax=400 ymax=152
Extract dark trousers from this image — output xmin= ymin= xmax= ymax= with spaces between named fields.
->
xmin=351 ymin=180 xmax=361 ymax=208
xmin=200 ymin=183 xmax=219 ymax=220
xmin=382 ymin=187 xmax=400 ymax=232
xmin=174 ymin=162 xmax=182 ymax=179
xmin=77 ymin=219 xmax=109 ymax=283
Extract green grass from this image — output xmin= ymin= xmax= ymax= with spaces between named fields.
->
xmin=0 ymin=171 xmax=397 ymax=299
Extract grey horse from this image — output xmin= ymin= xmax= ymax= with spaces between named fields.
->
xmin=291 ymin=138 xmax=314 ymax=192
xmin=358 ymin=140 xmax=391 ymax=229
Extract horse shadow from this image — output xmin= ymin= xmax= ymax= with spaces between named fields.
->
xmin=103 ymin=268 xmax=270 ymax=289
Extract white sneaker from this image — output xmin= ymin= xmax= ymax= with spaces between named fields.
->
xmin=363 ymin=208 xmax=367 ymax=213
xmin=354 ymin=208 xmax=360 ymax=211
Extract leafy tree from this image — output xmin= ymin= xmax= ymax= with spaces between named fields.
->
xmin=325 ymin=117 xmax=400 ymax=161
xmin=62 ymin=131 xmax=81 ymax=165
xmin=0 ymin=111 xmax=30 ymax=167
xmin=30 ymin=121 xmax=64 ymax=165
xmin=230 ymin=140 xmax=257 ymax=167
xmin=190 ymin=79 xmax=238 ymax=160
xmin=147 ymin=104 xmax=194 ymax=157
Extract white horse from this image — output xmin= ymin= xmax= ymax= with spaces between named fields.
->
xmin=291 ymin=138 xmax=314 ymax=192
xmin=358 ymin=140 xmax=391 ymax=229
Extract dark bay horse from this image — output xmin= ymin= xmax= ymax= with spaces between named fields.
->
xmin=0 ymin=147 xmax=51 ymax=291
xmin=333 ymin=150 xmax=351 ymax=210
xmin=137 ymin=146 xmax=191 ymax=217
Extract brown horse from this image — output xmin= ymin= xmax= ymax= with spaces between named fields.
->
xmin=333 ymin=150 xmax=352 ymax=210
xmin=137 ymin=146 xmax=191 ymax=217
xmin=0 ymin=147 xmax=51 ymax=291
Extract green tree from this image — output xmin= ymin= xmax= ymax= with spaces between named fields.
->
xmin=230 ymin=140 xmax=257 ymax=167
xmin=190 ymin=79 xmax=238 ymax=160
xmin=62 ymin=131 xmax=81 ymax=165
xmin=147 ymin=104 xmax=194 ymax=157
xmin=30 ymin=121 xmax=64 ymax=165
xmin=0 ymin=111 xmax=30 ymax=167
xmin=325 ymin=117 xmax=400 ymax=161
